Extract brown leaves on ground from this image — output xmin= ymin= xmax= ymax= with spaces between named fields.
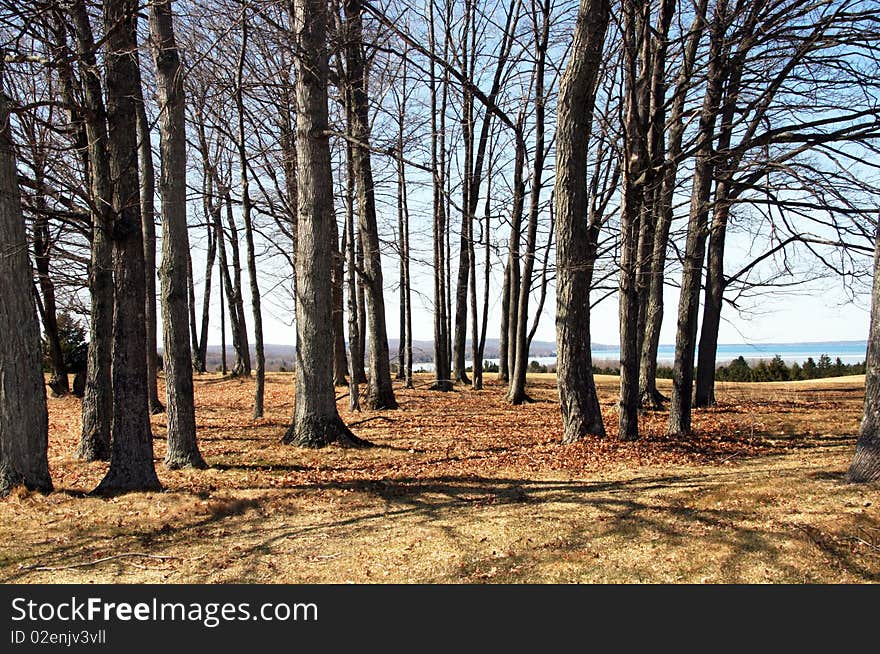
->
xmin=0 ymin=372 xmax=877 ymax=584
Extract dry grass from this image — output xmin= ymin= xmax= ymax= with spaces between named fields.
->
xmin=1 ymin=372 xmax=877 ymax=584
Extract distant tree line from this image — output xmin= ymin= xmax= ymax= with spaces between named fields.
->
xmin=590 ymin=354 xmax=867 ymax=382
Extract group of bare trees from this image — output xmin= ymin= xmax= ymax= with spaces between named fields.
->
xmin=1 ymin=0 xmax=879 ymax=496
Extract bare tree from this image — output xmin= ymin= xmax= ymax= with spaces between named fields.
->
xmin=341 ymin=0 xmax=397 ymax=409
xmin=0 ymin=55 xmax=52 ymax=495
xmin=67 ymin=0 xmax=113 ymax=462
xmin=135 ymin=89 xmax=163 ymax=414
xmin=283 ymin=0 xmax=371 ymax=448
xmin=847 ymin=218 xmax=880 ymax=482
xmin=554 ymin=0 xmax=611 ymax=443
xmin=94 ymin=0 xmax=161 ymax=493
xmin=150 ymin=0 xmax=205 ymax=468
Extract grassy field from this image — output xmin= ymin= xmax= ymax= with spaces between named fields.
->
xmin=1 ymin=372 xmax=877 ymax=583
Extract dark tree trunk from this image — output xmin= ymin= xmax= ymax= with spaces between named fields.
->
xmin=509 ymin=0 xmax=550 ymax=405
xmin=638 ymin=0 xmax=705 ymax=410
xmin=452 ymin=0 xmax=474 ymax=387
xmin=668 ymin=4 xmax=727 ymax=437
xmin=283 ymin=0 xmax=369 ymax=449
xmin=694 ymin=33 xmax=747 ymax=409
xmin=617 ymin=0 xmax=651 ymax=441
xmin=345 ymin=170 xmax=361 ymax=411
xmin=498 ymin=264 xmax=510 ymax=382
xmin=0 ymin=65 xmax=52 ymax=495
xmin=554 ymin=0 xmax=611 ymax=443
xmin=95 ymin=0 xmax=161 ymax=493
xmin=219 ymin=263 xmax=227 ymax=375
xmin=396 ymin=65 xmax=413 ymax=388
xmin=343 ymin=0 xmax=397 ymax=410
xmin=223 ymin=190 xmax=252 ymax=377
xmin=505 ymin=127 xmax=526 ymax=383
xmin=428 ymin=0 xmax=451 ymax=392
xmin=150 ymin=0 xmax=205 ymax=469
xmin=186 ymin=249 xmax=200 ymax=367
xmin=694 ymin=200 xmax=729 ymax=408
xmin=355 ymin=227 xmax=368 ymax=383
xmin=332 ymin=215 xmax=348 ymax=387
xmin=344 ymin=137 xmax=365 ymax=392
xmin=234 ymin=14 xmax=265 ymax=418
xmin=847 ymin=221 xmax=880 ymax=483
xmin=33 ymin=193 xmax=69 ymax=397
xmin=193 ymin=116 xmax=219 ymax=374
xmin=69 ymin=0 xmax=113 ymax=462
xmin=135 ymin=92 xmax=163 ymax=415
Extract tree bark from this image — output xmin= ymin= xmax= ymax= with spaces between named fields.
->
xmin=150 ymin=0 xmax=205 ymax=469
xmin=332 ymin=213 xmax=348 ymax=387
xmin=283 ymin=0 xmax=369 ymax=448
xmin=509 ymin=0 xmax=550 ymax=405
xmin=617 ymin=0 xmax=651 ymax=441
xmin=428 ymin=0 xmax=451 ymax=392
xmin=342 ymin=0 xmax=397 ymax=410
xmin=69 ymin=0 xmax=113 ymax=462
xmin=554 ymin=0 xmax=611 ymax=443
xmin=638 ymin=0 xmax=706 ymax=410
xmin=847 ymin=220 xmax=880 ymax=482
xmin=667 ymin=3 xmax=728 ymax=437
xmin=0 ymin=61 xmax=52 ymax=495
xmin=135 ymin=91 xmax=163 ymax=414
xmin=498 ymin=263 xmax=510 ymax=382
xmin=33 ymin=188 xmax=69 ymax=397
xmin=95 ymin=0 xmax=161 ymax=493
xmin=234 ymin=14 xmax=265 ymax=417
xmin=223 ymin=190 xmax=252 ymax=377
xmin=344 ymin=135 xmax=365 ymax=391
xmin=505 ymin=123 xmax=526 ymax=383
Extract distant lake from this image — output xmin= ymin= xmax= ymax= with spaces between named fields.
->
xmin=413 ymin=340 xmax=868 ymax=372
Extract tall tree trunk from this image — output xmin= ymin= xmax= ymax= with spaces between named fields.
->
xmin=193 ymin=116 xmax=218 ymax=374
xmin=343 ymin=0 xmax=397 ymax=410
xmin=135 ymin=93 xmax=163 ymax=414
xmin=554 ymin=0 xmax=610 ymax=443
xmin=505 ymin=124 xmax=526 ymax=382
xmin=428 ymin=0 xmax=451 ymax=392
xmin=694 ymin=28 xmax=749 ymax=409
xmin=283 ymin=0 xmax=369 ymax=448
xmin=186 ymin=249 xmax=200 ymax=365
xmin=477 ymin=139 xmax=494 ymax=384
xmin=344 ymin=135 xmax=366 ymax=388
xmin=219 ymin=261 xmax=227 ymax=375
xmin=69 ymin=0 xmax=113 ymax=462
xmin=638 ymin=0 xmax=706 ymax=409
xmin=345 ymin=151 xmax=361 ymax=411
xmin=332 ymin=215 xmax=348 ymax=386
xmin=847 ymin=220 xmax=880 ymax=482
xmin=234 ymin=14 xmax=265 ymax=417
xmin=95 ymin=0 xmax=161 ymax=493
xmin=509 ymin=0 xmax=550 ymax=405
xmin=694 ymin=196 xmax=729 ymax=408
xmin=396 ymin=60 xmax=414 ymax=388
xmin=196 ymin=230 xmax=213 ymax=374
xmin=150 ymin=0 xmax=205 ymax=469
xmin=617 ymin=0 xmax=651 ymax=441
xmin=0 ymin=62 xmax=52 ymax=495
xmin=33 ymin=187 xmax=69 ymax=396
xmin=668 ymin=3 xmax=728 ymax=437
xmin=498 ymin=264 xmax=510 ymax=382
xmin=223 ymin=189 xmax=251 ymax=376
xmin=452 ymin=0 xmax=474 ymax=387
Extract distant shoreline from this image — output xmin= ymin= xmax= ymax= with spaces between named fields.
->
xmin=194 ymin=339 xmax=868 ymax=373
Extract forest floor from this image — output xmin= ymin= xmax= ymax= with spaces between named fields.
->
xmin=1 ymin=372 xmax=878 ymax=584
